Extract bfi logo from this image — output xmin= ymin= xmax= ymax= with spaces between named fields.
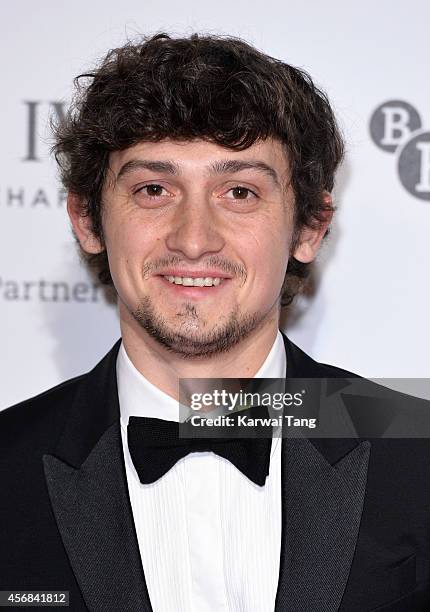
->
xmin=370 ymin=100 xmax=430 ymax=200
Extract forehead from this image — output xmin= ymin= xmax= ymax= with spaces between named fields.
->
xmin=108 ymin=137 xmax=290 ymax=178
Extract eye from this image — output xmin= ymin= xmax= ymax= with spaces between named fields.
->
xmin=224 ymin=186 xmax=258 ymax=200
xmin=134 ymin=183 xmax=169 ymax=198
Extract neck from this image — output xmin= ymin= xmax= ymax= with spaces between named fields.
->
xmin=119 ymin=303 xmax=280 ymax=401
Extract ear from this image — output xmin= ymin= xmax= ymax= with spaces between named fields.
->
xmin=292 ymin=192 xmax=333 ymax=263
xmin=67 ymin=192 xmax=104 ymax=254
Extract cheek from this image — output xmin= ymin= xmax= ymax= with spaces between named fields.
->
xmin=102 ymin=217 xmax=154 ymax=296
xmin=237 ymin=222 xmax=291 ymax=309
xmin=103 ymin=201 xmax=168 ymax=262
xmin=244 ymin=222 xmax=291 ymax=280
xmin=104 ymin=216 xmax=147 ymax=263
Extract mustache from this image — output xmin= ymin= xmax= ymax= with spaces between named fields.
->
xmin=142 ymin=255 xmax=247 ymax=281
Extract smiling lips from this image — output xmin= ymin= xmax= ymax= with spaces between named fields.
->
xmin=158 ymin=268 xmax=231 ymax=288
xmin=163 ymin=275 xmax=223 ymax=287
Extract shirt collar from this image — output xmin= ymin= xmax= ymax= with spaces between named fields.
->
xmin=117 ymin=330 xmax=286 ymax=428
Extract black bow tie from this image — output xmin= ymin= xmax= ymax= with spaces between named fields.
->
xmin=127 ymin=406 xmax=273 ymax=486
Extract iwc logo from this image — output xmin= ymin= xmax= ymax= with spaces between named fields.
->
xmin=370 ymin=100 xmax=430 ymax=201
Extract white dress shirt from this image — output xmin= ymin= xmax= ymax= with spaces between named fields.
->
xmin=117 ymin=331 xmax=286 ymax=612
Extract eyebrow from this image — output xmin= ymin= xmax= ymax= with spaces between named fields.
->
xmin=117 ymin=159 xmax=178 ymax=180
xmin=116 ymin=158 xmax=281 ymax=188
xmin=209 ymin=160 xmax=281 ymax=188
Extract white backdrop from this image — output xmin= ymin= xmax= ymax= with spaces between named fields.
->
xmin=1 ymin=0 xmax=429 ymax=410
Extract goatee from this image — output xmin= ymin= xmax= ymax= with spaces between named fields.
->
xmin=132 ymin=296 xmax=266 ymax=358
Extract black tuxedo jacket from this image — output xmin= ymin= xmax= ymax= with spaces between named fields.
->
xmin=1 ymin=333 xmax=430 ymax=611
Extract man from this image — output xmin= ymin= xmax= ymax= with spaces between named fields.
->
xmin=1 ymin=33 xmax=429 ymax=612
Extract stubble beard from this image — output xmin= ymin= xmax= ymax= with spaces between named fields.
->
xmin=132 ymin=295 xmax=268 ymax=359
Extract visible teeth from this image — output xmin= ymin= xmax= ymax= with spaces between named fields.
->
xmin=164 ymin=275 xmax=223 ymax=287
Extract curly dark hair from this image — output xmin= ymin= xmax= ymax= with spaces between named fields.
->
xmin=54 ymin=32 xmax=344 ymax=306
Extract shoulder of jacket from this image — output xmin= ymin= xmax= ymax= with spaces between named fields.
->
xmin=0 ymin=373 xmax=87 ymax=446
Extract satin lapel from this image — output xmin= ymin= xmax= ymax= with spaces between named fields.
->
xmin=276 ymin=333 xmax=371 ymax=612
xmin=275 ymin=436 xmax=370 ymax=612
xmin=43 ymin=422 xmax=152 ymax=612
xmin=42 ymin=341 xmax=153 ymax=612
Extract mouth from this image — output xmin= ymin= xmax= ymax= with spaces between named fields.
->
xmin=156 ymin=274 xmax=231 ymax=298
xmin=163 ymin=275 xmax=224 ymax=287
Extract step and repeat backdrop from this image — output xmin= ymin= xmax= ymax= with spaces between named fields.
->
xmin=1 ymin=0 xmax=429 ymax=409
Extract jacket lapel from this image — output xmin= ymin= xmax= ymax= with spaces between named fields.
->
xmin=275 ymin=333 xmax=371 ymax=612
xmin=43 ymin=342 xmax=153 ymax=612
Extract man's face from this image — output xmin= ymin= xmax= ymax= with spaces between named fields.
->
xmin=75 ymin=138 xmax=300 ymax=357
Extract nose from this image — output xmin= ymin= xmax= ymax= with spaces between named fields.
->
xmin=165 ymin=195 xmax=225 ymax=260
